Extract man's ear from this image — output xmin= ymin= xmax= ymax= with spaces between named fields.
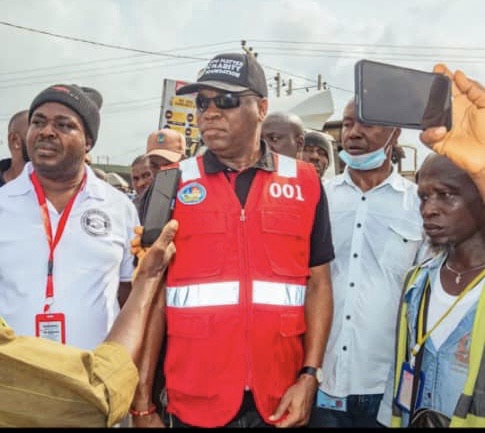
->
xmin=296 ymin=134 xmax=305 ymax=151
xmin=258 ymin=98 xmax=269 ymax=122
xmin=7 ymin=131 xmax=18 ymax=152
xmin=392 ymin=127 xmax=402 ymax=143
xmin=85 ymin=137 xmax=93 ymax=153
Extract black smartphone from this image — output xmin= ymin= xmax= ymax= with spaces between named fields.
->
xmin=140 ymin=167 xmax=181 ymax=247
xmin=355 ymin=59 xmax=452 ymax=131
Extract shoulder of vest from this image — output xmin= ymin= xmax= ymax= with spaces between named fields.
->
xmin=275 ymin=153 xmax=317 ymax=180
xmin=403 ymin=257 xmax=437 ymax=294
xmin=179 ymin=156 xmax=202 ymax=182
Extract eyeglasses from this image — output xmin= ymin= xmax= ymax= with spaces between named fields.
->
xmin=195 ymin=92 xmax=257 ymax=112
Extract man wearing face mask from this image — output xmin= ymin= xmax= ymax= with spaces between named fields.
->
xmin=309 ymin=98 xmax=427 ymax=428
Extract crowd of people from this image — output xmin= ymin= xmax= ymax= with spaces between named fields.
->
xmin=0 ymin=53 xmax=485 ymax=429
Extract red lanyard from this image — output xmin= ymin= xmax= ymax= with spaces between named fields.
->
xmin=30 ymin=171 xmax=86 ymax=312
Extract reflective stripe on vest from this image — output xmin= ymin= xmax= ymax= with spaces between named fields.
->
xmin=253 ymin=280 xmax=306 ymax=306
xmin=392 ymin=265 xmax=485 ymax=427
xmin=167 ymin=281 xmax=239 ymax=307
xmin=277 ymin=154 xmax=297 ymax=178
xmin=452 ymin=277 xmax=485 ymax=423
xmin=166 ymin=281 xmax=306 ymax=308
xmin=179 ymin=157 xmax=201 ymax=183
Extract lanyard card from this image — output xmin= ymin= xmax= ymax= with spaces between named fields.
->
xmin=395 ymin=361 xmax=425 ymax=412
xmin=316 ymin=390 xmax=347 ymax=412
xmin=35 ymin=312 xmax=66 ymax=344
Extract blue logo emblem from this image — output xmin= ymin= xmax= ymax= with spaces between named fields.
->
xmin=177 ymin=182 xmax=206 ymax=205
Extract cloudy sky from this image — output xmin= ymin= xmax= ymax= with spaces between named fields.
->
xmin=1 ymin=0 xmax=484 ymax=169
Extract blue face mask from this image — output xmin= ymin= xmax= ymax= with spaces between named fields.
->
xmin=339 ymin=129 xmax=395 ymax=171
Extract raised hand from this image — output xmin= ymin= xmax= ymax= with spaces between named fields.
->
xmin=420 ymin=63 xmax=485 ymax=176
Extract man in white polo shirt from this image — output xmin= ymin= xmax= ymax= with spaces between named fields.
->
xmin=0 ymin=84 xmax=139 ymax=350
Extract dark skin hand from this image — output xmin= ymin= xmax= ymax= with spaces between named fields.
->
xmin=420 ymin=64 xmax=485 ymax=202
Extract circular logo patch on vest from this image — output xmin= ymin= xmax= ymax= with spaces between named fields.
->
xmin=177 ymin=182 xmax=206 ymax=205
xmin=81 ymin=209 xmax=111 ymax=236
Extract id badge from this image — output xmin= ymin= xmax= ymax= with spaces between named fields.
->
xmin=395 ymin=361 xmax=425 ymax=412
xmin=316 ymin=390 xmax=347 ymax=412
xmin=35 ymin=312 xmax=66 ymax=344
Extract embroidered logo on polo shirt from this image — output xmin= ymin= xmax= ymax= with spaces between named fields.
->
xmin=81 ymin=209 xmax=111 ymax=236
xmin=177 ymin=182 xmax=206 ymax=205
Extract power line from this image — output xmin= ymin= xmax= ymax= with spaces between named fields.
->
xmin=1 ymin=21 xmax=478 ymax=115
xmin=3 ymin=20 xmax=484 ymax=82
xmin=258 ymin=46 xmax=485 ymax=61
xmin=0 ymin=43 xmax=242 ymax=77
xmin=262 ymin=50 xmax=485 ymax=64
xmin=0 ymin=20 xmax=212 ymax=60
xmin=0 ymin=54 xmax=146 ymax=76
xmin=0 ymin=58 xmax=203 ymax=89
xmin=0 ymin=20 xmax=481 ymax=98
xmin=249 ymin=39 xmax=485 ymax=52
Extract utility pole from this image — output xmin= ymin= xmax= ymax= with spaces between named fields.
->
xmin=241 ymin=40 xmax=257 ymax=58
xmin=286 ymin=79 xmax=293 ymax=95
xmin=274 ymin=72 xmax=281 ymax=97
xmin=317 ymin=74 xmax=327 ymax=91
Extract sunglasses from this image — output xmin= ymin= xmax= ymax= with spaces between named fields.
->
xmin=195 ymin=92 xmax=257 ymax=112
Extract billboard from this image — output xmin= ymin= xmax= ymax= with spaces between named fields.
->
xmin=159 ymin=79 xmax=201 ymax=156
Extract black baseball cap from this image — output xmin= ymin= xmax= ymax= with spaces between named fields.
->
xmin=176 ymin=52 xmax=268 ymax=97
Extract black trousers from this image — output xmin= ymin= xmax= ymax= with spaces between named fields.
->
xmin=163 ymin=391 xmax=273 ymax=428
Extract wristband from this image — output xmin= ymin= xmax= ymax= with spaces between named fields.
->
xmin=129 ymin=404 xmax=157 ymax=417
xmin=298 ymin=366 xmax=323 ymax=384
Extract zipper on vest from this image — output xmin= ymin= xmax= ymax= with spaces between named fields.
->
xmin=239 ymin=206 xmax=251 ymax=389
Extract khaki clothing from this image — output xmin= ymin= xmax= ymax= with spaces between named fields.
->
xmin=0 ymin=316 xmax=138 ymax=427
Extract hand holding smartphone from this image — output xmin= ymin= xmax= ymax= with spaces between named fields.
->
xmin=355 ymin=59 xmax=452 ymax=131
xmin=140 ymin=167 xmax=181 ymax=248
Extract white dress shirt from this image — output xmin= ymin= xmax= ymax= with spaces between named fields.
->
xmin=320 ymin=167 xmax=425 ymax=396
xmin=0 ymin=163 xmax=139 ymax=350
